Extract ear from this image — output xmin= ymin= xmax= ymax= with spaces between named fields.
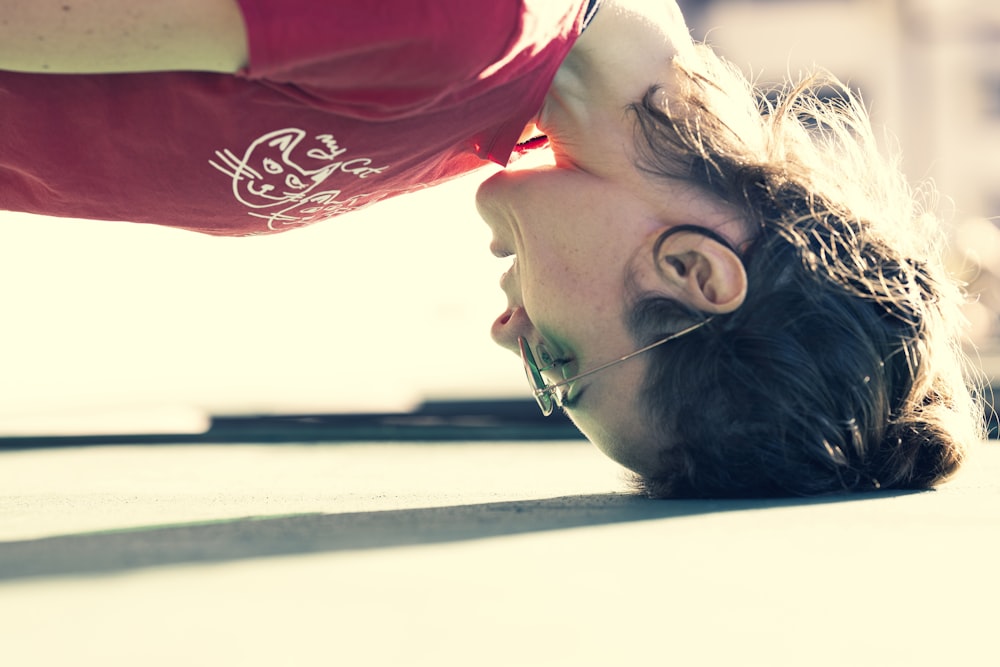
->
xmin=648 ymin=229 xmax=747 ymax=313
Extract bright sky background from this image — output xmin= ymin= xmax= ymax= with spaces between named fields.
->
xmin=0 ymin=168 xmax=529 ymax=433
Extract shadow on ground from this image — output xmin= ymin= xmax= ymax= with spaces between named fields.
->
xmin=0 ymin=491 xmax=910 ymax=582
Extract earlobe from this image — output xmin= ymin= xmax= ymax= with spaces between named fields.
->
xmin=651 ymin=229 xmax=748 ymax=314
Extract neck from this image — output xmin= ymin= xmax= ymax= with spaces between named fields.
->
xmin=537 ymin=0 xmax=693 ymax=172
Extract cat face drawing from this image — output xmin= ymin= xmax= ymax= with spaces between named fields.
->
xmin=209 ymin=129 xmax=388 ymax=228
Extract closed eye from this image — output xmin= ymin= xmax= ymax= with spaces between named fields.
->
xmin=536 ymin=344 xmax=571 ymax=372
xmin=538 ymin=356 xmax=573 ymax=374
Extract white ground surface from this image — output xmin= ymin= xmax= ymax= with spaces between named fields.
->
xmin=1 ymin=440 xmax=997 ymax=667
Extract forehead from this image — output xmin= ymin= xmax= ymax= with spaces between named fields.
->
xmin=562 ymin=358 xmax=664 ymax=475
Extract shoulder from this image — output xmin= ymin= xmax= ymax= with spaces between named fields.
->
xmin=241 ymin=0 xmax=584 ymax=80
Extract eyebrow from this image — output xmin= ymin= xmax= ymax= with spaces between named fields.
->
xmin=560 ymin=385 xmax=587 ymax=412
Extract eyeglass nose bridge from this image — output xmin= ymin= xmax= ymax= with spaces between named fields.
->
xmin=533 ymin=386 xmax=558 ymax=416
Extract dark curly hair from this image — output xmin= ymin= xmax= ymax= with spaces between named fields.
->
xmin=625 ymin=46 xmax=985 ymax=497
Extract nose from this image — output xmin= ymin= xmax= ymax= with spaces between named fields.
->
xmin=490 ymin=306 xmax=535 ymax=355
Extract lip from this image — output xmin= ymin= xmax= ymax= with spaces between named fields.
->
xmin=490 ymin=241 xmax=513 ymax=258
xmin=490 ymin=305 xmax=530 ymax=350
xmin=499 ymin=257 xmax=516 ymax=291
xmin=490 ymin=308 xmax=514 ymax=347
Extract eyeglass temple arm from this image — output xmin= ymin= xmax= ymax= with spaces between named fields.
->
xmin=545 ymin=319 xmax=711 ymax=391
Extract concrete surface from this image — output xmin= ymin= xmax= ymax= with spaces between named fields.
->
xmin=1 ymin=440 xmax=998 ymax=667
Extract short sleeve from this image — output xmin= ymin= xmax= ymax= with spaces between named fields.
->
xmin=234 ymin=0 xmax=531 ymax=119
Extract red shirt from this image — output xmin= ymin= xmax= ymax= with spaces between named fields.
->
xmin=0 ymin=0 xmax=586 ymax=236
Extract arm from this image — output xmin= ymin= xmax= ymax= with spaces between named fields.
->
xmin=0 ymin=0 xmax=248 ymax=74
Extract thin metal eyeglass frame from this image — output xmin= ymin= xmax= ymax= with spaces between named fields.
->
xmin=518 ymin=318 xmax=712 ymax=416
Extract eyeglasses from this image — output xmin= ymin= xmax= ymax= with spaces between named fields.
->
xmin=518 ymin=319 xmax=712 ymax=416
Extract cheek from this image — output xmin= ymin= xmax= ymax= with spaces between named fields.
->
xmin=520 ymin=230 xmax=613 ymax=302
xmin=518 ymin=255 xmax=603 ymax=343
xmin=522 ymin=221 xmax=643 ymax=305
xmin=516 ymin=238 xmax=577 ymax=310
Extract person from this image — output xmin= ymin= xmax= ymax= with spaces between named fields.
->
xmin=0 ymin=0 xmax=595 ymax=234
xmin=2 ymin=0 xmax=984 ymax=497
xmin=475 ymin=0 xmax=985 ymax=496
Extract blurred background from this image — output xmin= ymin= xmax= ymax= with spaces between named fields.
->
xmin=682 ymin=0 xmax=1000 ymax=347
xmin=1 ymin=0 xmax=997 ymax=436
